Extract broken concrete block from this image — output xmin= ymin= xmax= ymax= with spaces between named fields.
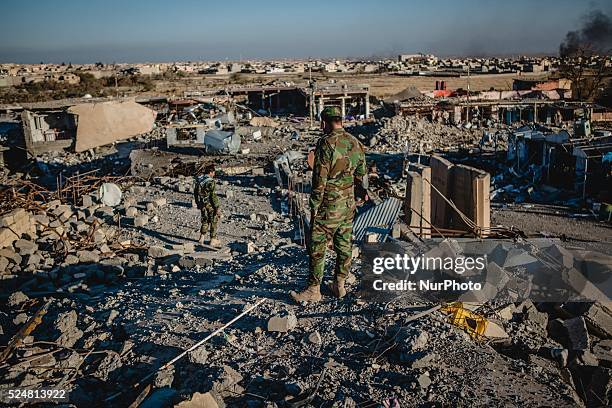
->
xmin=308 ymin=331 xmax=322 ymax=344
xmin=0 ymin=257 xmax=9 ymax=273
xmin=417 ymin=373 xmax=431 ymax=389
xmin=563 ymin=317 xmax=590 ymax=350
xmin=1 ymin=208 xmax=28 ymax=226
xmin=146 ymin=202 xmax=156 ymax=212
xmin=401 ymin=351 xmax=438 ymax=369
xmin=212 ymin=365 xmax=244 ymax=396
xmin=134 ymin=215 xmax=149 ymax=227
xmin=575 ymin=302 xmax=611 ymax=339
xmin=188 ymin=347 xmax=209 ymax=365
xmin=154 ymin=365 xmax=174 ymax=388
xmin=148 ymin=246 xmax=173 ymax=258
xmin=503 ymin=248 xmax=538 ymax=269
xmin=0 ymin=227 xmax=19 ymax=249
xmin=77 ymin=250 xmax=100 ymax=264
xmin=24 ymin=253 xmax=42 ymax=267
xmin=47 ymin=199 xmax=61 ymax=209
xmin=14 ymin=239 xmax=37 ymax=256
xmin=593 ymin=340 xmax=612 ymax=368
xmin=0 ymin=248 xmax=21 ymax=264
xmin=268 ymin=313 xmax=298 ymax=333
xmin=7 ymin=291 xmax=29 ymax=307
xmin=93 ymin=229 xmax=107 ymax=243
xmin=13 ymin=313 xmax=28 ymax=325
xmin=82 ymin=195 xmax=95 ymax=208
xmin=179 ymin=256 xmax=196 ymax=269
xmin=497 ymin=304 xmax=516 ymax=320
xmin=76 ymin=222 xmax=90 ymax=233
xmin=125 ymin=207 xmax=138 ymax=217
xmin=54 ymin=310 xmax=83 ymax=348
xmin=544 ymin=243 xmax=575 ymax=269
xmin=64 ymin=254 xmax=79 ymax=265
xmin=174 ymin=391 xmax=224 ymax=408
xmin=486 ymin=262 xmax=510 ymax=290
xmin=153 ymin=197 xmax=167 ymax=207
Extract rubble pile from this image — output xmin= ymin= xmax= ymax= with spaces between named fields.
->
xmin=0 ymin=81 xmax=610 ymax=406
xmin=353 ymin=116 xmax=484 ymax=153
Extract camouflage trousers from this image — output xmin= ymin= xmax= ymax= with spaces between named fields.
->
xmin=308 ymin=213 xmax=354 ymax=286
xmin=200 ymin=207 xmax=219 ymax=239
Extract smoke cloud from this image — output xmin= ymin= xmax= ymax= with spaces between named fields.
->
xmin=560 ymin=9 xmax=612 ymax=57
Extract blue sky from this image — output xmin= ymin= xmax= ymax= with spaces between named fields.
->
xmin=0 ymin=0 xmax=608 ymax=63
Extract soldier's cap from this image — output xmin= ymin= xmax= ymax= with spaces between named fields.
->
xmin=321 ymin=106 xmax=342 ymax=120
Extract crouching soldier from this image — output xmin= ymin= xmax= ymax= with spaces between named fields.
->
xmin=194 ymin=163 xmax=221 ymax=247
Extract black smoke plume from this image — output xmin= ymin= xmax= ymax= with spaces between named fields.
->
xmin=560 ymin=9 xmax=612 ymax=57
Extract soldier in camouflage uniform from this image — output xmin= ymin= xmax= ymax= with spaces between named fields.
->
xmin=291 ymin=106 xmax=366 ymax=303
xmin=194 ymin=163 xmax=221 ymax=247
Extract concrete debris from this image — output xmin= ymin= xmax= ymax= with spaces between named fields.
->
xmin=308 ymin=331 xmax=322 ymax=345
xmin=563 ymin=317 xmax=591 ymax=351
xmin=0 ymin=70 xmax=609 ymax=408
xmin=154 ymin=365 xmax=175 ymax=388
xmin=134 ymin=215 xmax=149 ymax=227
xmin=268 ymin=313 xmax=298 ymax=333
xmin=204 ymin=130 xmax=241 ymax=154
xmin=175 ymin=391 xmax=224 ymax=408
xmin=69 ymin=100 xmax=157 ymax=152
xmin=7 ymin=291 xmax=29 ymax=307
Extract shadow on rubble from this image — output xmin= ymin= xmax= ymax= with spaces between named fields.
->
xmin=346 ymin=121 xmax=383 ymax=139
xmin=222 ymin=173 xmax=276 ymax=190
xmin=122 ymin=222 xmax=189 ymax=246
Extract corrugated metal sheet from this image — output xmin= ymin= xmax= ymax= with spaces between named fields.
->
xmin=353 ymin=197 xmax=402 ymax=242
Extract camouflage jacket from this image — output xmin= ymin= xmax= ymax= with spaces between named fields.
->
xmin=310 ymin=128 xmax=366 ymax=216
xmin=194 ymin=176 xmax=220 ymax=210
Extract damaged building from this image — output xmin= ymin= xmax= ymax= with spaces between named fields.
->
xmin=225 ymin=83 xmax=371 ymax=119
xmin=0 ymin=99 xmax=157 ymax=162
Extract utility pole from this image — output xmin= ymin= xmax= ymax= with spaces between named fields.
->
xmin=466 ymin=63 xmax=470 ymax=124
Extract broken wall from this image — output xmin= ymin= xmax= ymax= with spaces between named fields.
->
xmin=21 ymin=110 xmax=76 ymax=156
xmin=69 ymin=100 xmax=156 ymax=152
xmin=405 ymin=156 xmax=491 ymax=237
xmin=403 ymin=164 xmax=431 ymax=238
xmin=449 ymin=164 xmax=490 ymax=234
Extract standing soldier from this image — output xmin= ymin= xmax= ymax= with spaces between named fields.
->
xmin=194 ymin=163 xmax=221 ymax=247
xmin=291 ymin=106 xmax=366 ymax=302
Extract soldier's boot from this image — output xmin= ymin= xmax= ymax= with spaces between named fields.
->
xmin=209 ymin=238 xmax=222 ymax=248
xmin=290 ymin=285 xmax=322 ymax=303
xmin=330 ymin=278 xmax=346 ymax=298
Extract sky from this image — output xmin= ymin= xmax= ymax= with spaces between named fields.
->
xmin=0 ymin=0 xmax=609 ymax=63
